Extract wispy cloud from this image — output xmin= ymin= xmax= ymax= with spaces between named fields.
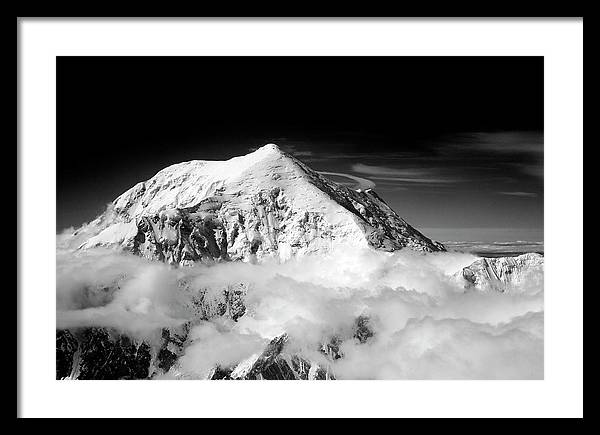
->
xmin=445 ymin=131 xmax=543 ymax=155
xmin=498 ymin=191 xmax=539 ymax=197
xmin=352 ymin=164 xmax=460 ymax=184
xmin=442 ymin=131 xmax=543 ymax=180
xmin=282 ymin=145 xmax=314 ymax=157
xmin=318 ymin=171 xmax=376 ymax=190
xmin=369 ymin=176 xmax=459 ymax=184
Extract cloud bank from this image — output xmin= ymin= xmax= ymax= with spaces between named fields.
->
xmin=57 ymin=243 xmax=544 ymax=379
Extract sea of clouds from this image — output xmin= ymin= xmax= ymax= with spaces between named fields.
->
xmin=56 ymin=239 xmax=544 ymax=380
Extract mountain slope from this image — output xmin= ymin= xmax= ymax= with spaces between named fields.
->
xmin=73 ymin=143 xmax=444 ymax=265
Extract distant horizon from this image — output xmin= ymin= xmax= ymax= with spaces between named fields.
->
xmin=417 ymin=227 xmax=543 ymax=244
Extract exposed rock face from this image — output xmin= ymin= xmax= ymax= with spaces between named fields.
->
xmin=56 ymin=328 xmax=153 ymax=380
xmin=56 ymin=274 xmax=255 ymax=380
xmin=71 ymin=144 xmax=444 ymax=265
xmin=455 ymin=253 xmax=544 ymax=293
xmin=353 ymin=315 xmax=375 ymax=344
xmin=175 ymin=280 xmax=249 ymax=322
xmin=209 ymin=334 xmax=335 ymax=381
xmin=56 ymin=325 xmax=190 ymax=380
xmin=57 ymin=308 xmax=375 ymax=380
xmin=207 ymin=314 xmax=376 ymax=381
xmin=56 ymin=329 xmax=337 ymax=381
xmin=155 ymin=326 xmax=190 ymax=373
xmin=56 ymin=279 xmax=252 ymax=380
xmin=56 ymin=329 xmax=79 ymax=378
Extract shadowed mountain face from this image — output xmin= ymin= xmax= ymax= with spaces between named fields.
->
xmin=66 ymin=143 xmax=444 ymax=265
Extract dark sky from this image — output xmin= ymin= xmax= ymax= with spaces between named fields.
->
xmin=57 ymin=56 xmax=543 ymax=241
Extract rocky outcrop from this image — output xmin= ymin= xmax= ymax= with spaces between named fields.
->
xmin=56 ymin=324 xmax=192 ymax=380
xmin=455 ymin=253 xmax=544 ymax=292
xmin=353 ymin=315 xmax=375 ymax=344
xmin=208 ymin=334 xmax=335 ymax=381
xmin=56 ymin=328 xmax=153 ymax=380
xmin=57 ymin=311 xmax=376 ymax=381
xmin=208 ymin=315 xmax=376 ymax=381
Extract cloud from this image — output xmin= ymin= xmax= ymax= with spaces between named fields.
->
xmin=243 ymin=131 xmax=543 ymax=190
xmin=177 ymin=321 xmax=267 ymax=379
xmin=369 ymin=176 xmax=458 ymax=184
xmin=443 ymin=131 xmax=542 ymax=155
xmin=443 ymin=131 xmax=543 ymax=180
xmin=352 ymin=164 xmax=430 ymax=177
xmin=56 ymin=241 xmax=544 ymax=379
xmin=281 ymin=144 xmax=314 ymax=157
xmin=318 ymin=171 xmax=376 ymax=190
xmin=334 ymin=312 xmax=543 ymax=379
xmin=351 ymin=164 xmax=460 ymax=184
xmin=498 ymin=191 xmax=539 ymax=197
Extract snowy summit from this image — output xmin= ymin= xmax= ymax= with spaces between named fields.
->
xmin=74 ymin=143 xmax=445 ymax=265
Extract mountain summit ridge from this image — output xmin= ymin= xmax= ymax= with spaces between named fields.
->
xmin=72 ymin=143 xmax=445 ymax=264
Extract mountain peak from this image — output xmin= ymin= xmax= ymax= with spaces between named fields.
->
xmin=256 ymin=143 xmax=282 ymax=153
xmin=248 ymin=143 xmax=287 ymax=160
xmin=77 ymin=144 xmax=446 ymax=262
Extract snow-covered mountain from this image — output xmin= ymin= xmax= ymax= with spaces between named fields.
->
xmin=454 ymin=253 xmax=544 ymax=293
xmin=56 ymin=144 xmax=546 ymax=380
xmin=73 ymin=143 xmax=445 ymax=264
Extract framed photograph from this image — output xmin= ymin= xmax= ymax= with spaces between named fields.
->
xmin=18 ymin=18 xmax=583 ymax=418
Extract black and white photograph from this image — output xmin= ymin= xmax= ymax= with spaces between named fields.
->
xmin=55 ymin=56 xmax=545 ymax=380
xmin=18 ymin=18 xmax=583 ymax=419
